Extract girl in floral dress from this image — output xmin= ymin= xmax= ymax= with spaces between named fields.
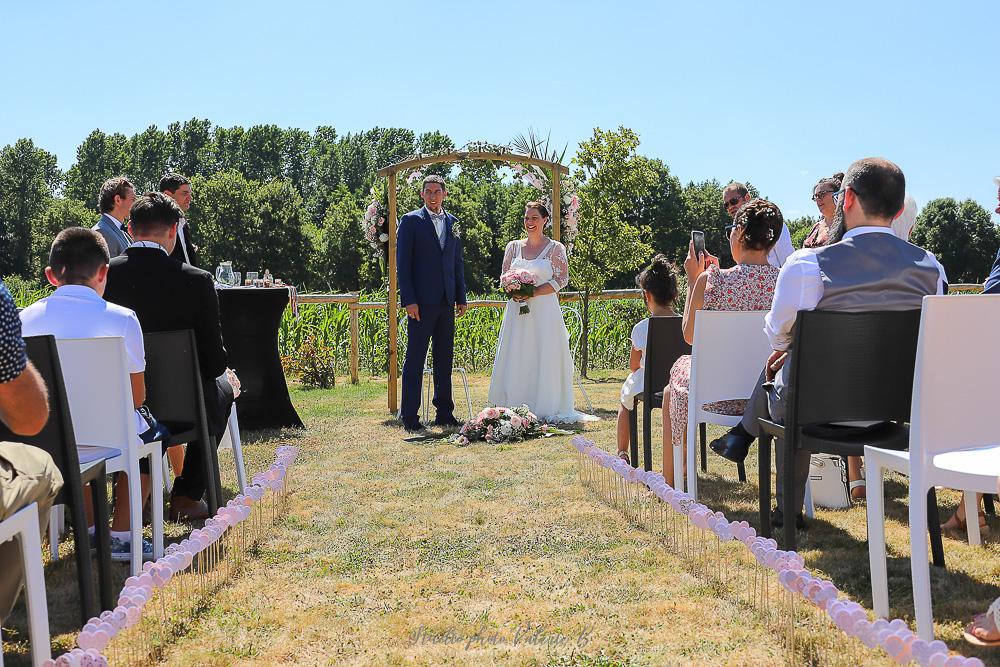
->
xmin=661 ymin=199 xmax=784 ymax=484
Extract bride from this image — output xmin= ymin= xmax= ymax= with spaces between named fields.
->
xmin=487 ymin=201 xmax=597 ymax=423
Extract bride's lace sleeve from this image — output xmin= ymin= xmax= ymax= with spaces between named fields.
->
xmin=547 ymin=241 xmax=569 ymax=291
xmin=501 ymin=241 xmax=515 ymax=276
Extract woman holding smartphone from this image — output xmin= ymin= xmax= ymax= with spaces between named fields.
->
xmin=660 ymin=199 xmax=783 ymax=484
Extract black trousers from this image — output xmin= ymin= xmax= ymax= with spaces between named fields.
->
xmin=172 ymin=374 xmax=235 ymax=501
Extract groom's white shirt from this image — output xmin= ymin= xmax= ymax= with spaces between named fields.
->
xmin=423 ymin=205 xmax=446 ymax=241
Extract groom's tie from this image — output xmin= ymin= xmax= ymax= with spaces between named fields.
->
xmin=431 ymin=212 xmax=446 ymax=249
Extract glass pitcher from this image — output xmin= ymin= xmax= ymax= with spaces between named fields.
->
xmin=215 ymin=261 xmax=235 ymax=286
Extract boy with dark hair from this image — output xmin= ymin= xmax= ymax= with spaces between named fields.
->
xmin=93 ymin=176 xmax=135 ymax=257
xmin=20 ymin=227 xmax=159 ymax=560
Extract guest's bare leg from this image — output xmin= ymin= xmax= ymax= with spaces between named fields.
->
xmin=110 ymin=472 xmax=152 ymax=532
xmin=616 ymin=405 xmax=630 ymax=455
xmin=661 ymin=392 xmax=677 ymax=484
xmin=848 ymin=456 xmax=866 ymax=499
xmin=167 ymin=444 xmax=185 ymax=478
xmin=943 ymin=492 xmax=985 ymax=530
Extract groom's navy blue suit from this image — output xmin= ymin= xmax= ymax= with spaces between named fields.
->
xmin=397 ymin=206 xmax=467 ymax=426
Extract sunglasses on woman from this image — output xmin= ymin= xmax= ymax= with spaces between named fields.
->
xmin=811 ymin=190 xmax=834 ymax=202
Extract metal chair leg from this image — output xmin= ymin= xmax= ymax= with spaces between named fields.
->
xmin=699 ymin=423 xmax=707 ymax=473
xmin=759 ymin=434 xmax=772 ymax=539
xmin=457 ymin=368 xmax=473 ymax=420
xmin=575 ymin=372 xmax=594 ymax=412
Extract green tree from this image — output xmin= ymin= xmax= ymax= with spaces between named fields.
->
xmin=129 ymin=124 xmax=171 ymax=193
xmin=241 ymin=124 xmax=285 ymax=182
xmin=787 ymin=215 xmax=818 ymax=250
xmin=571 ymin=127 xmax=657 ymax=375
xmin=189 ymin=170 xmax=258 ymax=275
xmin=305 ymin=126 xmax=343 ymax=225
xmin=0 ymin=139 xmax=62 ymax=277
xmin=635 ymin=157 xmax=686 ymax=271
xmin=167 ymin=118 xmax=214 ymax=177
xmin=32 ymin=198 xmax=97 ymax=279
xmin=255 ymin=179 xmax=311 ymax=286
xmin=307 ymin=185 xmax=369 ymax=291
xmin=910 ymin=198 xmax=999 ymax=283
xmin=680 ymin=179 xmax=733 ymax=266
xmin=65 ymin=130 xmax=130 ymax=208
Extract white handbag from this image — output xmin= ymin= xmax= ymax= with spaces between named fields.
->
xmin=808 ymin=454 xmax=851 ymax=509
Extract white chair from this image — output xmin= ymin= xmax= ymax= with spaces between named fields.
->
xmin=0 ymin=503 xmax=51 ymax=666
xmin=683 ymin=310 xmax=773 ymax=497
xmin=422 ymin=359 xmax=473 ymax=423
xmin=866 ymin=294 xmax=1000 ymax=640
xmin=162 ymin=404 xmax=246 ymax=495
xmin=561 ymin=305 xmax=593 ymax=412
xmin=55 ymin=337 xmax=164 ymax=575
xmin=216 ymin=405 xmax=248 ymax=494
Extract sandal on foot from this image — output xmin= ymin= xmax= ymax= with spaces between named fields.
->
xmin=849 ymin=479 xmax=867 ymax=500
xmin=965 ymin=599 xmax=1000 ymax=646
xmin=616 ymin=450 xmax=631 ymax=466
xmin=942 ymin=511 xmax=988 ymax=534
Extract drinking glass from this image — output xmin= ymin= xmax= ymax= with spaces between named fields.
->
xmin=246 ymin=271 xmax=259 ymax=286
xmin=233 ymin=272 xmax=242 ymax=287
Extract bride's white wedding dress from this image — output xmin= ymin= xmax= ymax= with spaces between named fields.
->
xmin=487 ymin=238 xmax=598 ymax=423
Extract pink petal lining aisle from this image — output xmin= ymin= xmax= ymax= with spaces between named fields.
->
xmin=571 ymin=436 xmax=984 ymax=667
xmin=44 ymin=446 xmax=299 ymax=667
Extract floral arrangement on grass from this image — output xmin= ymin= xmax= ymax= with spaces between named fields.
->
xmin=499 ymin=268 xmax=536 ymax=314
xmin=454 ymin=405 xmax=572 ymax=445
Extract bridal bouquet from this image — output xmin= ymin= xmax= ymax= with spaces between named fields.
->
xmin=500 ymin=268 xmax=536 ymax=315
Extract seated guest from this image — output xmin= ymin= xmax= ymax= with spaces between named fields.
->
xmin=710 ymin=157 xmax=948 ymax=529
xmin=158 ymin=172 xmax=197 ymax=481
xmin=615 ymin=255 xmax=679 ymax=465
xmin=92 ymin=176 xmax=135 ymax=257
xmin=0 ymin=280 xmax=63 ymax=622
xmin=722 ymin=182 xmax=794 ymax=267
xmin=159 ymin=172 xmax=199 ymax=267
xmin=891 ymin=194 xmax=919 ymax=242
xmin=104 ymin=193 xmax=234 ymax=521
xmin=20 ymin=227 xmax=163 ymax=560
xmin=803 ymin=173 xmax=843 ymax=249
xmin=665 ymin=199 xmax=782 ymax=484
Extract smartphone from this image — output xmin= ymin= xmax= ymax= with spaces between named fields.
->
xmin=691 ymin=230 xmax=706 ymax=258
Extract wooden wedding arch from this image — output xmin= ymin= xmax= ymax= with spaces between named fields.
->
xmin=377 ymin=149 xmax=570 ymax=413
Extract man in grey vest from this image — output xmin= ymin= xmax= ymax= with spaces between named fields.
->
xmin=92 ymin=176 xmax=135 ymax=257
xmin=710 ymin=157 xmax=948 ymax=528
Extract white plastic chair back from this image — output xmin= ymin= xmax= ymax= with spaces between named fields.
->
xmin=54 ymin=337 xmax=135 ymax=452
xmin=0 ymin=503 xmax=51 ymax=666
xmin=684 ymin=310 xmax=771 ymax=495
xmin=910 ymin=295 xmax=1000 ymax=468
xmin=54 ymin=336 xmax=163 ymax=574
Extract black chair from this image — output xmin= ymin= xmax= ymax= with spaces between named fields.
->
xmin=627 ymin=316 xmax=691 ymax=472
xmin=0 ymin=335 xmax=115 ymax=622
xmin=142 ymin=330 xmax=222 ymax=515
xmin=756 ymin=310 xmax=945 ymax=560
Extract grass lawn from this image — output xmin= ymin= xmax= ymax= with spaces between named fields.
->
xmin=4 ymin=372 xmax=999 ymax=665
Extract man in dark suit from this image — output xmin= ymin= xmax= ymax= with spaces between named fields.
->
xmin=396 ymin=175 xmax=467 ymax=432
xmin=104 ymin=193 xmax=233 ymax=520
xmin=159 ymin=173 xmax=199 ymax=267
xmin=985 ymin=176 xmax=1000 ymax=295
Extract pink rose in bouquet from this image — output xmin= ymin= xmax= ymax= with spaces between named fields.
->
xmin=500 ymin=268 xmax=536 ymax=315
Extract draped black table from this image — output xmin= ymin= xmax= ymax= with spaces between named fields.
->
xmin=217 ymin=287 xmax=303 ymax=430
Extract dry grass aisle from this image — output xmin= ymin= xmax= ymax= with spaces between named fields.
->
xmin=158 ymin=376 xmax=785 ymax=666
xmin=152 ymin=372 xmax=999 ymax=666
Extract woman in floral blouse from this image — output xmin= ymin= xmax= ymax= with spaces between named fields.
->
xmin=661 ymin=199 xmax=783 ymax=484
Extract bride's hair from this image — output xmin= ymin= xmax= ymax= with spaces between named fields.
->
xmin=635 ymin=254 xmax=679 ymax=307
xmin=525 ymin=201 xmax=549 ymax=219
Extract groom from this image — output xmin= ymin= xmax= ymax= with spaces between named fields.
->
xmin=397 ymin=175 xmax=468 ymax=432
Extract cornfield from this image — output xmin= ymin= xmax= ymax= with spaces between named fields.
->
xmin=279 ymin=292 xmax=651 ymax=377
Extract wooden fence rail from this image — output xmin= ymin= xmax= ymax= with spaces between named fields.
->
xmin=291 ymin=289 xmax=646 ymax=384
xmin=292 ymin=283 xmax=985 ymax=384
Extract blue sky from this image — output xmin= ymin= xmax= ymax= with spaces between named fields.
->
xmin=2 ymin=0 xmax=998 ymax=221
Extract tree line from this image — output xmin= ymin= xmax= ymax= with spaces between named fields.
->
xmin=0 ymin=121 xmax=996 ymax=296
